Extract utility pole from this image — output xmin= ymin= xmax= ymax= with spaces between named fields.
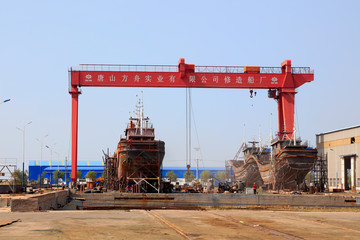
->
xmin=194 ymin=147 xmax=200 ymax=190
xmin=37 ymin=134 xmax=48 ymax=189
xmin=17 ymin=121 xmax=32 ymax=191
xmin=54 ymin=151 xmax=60 ymax=190
xmin=46 ymin=143 xmax=56 ymax=186
xmin=65 ymin=157 xmax=67 ymax=187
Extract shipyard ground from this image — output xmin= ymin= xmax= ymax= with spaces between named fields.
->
xmin=1 ymin=208 xmax=360 ymax=239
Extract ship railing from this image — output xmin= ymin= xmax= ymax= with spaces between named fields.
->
xmin=270 ymin=137 xmax=303 ymax=145
xmin=127 ymin=123 xmax=154 ymax=129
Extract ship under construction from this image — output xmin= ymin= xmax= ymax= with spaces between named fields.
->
xmin=103 ymin=94 xmax=165 ymax=193
xmin=229 ymin=134 xmax=318 ymax=190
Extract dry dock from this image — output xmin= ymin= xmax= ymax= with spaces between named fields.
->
xmin=73 ymin=192 xmax=360 ymax=210
xmin=1 ymin=191 xmax=360 ymax=239
xmin=1 ymin=191 xmax=360 ymax=211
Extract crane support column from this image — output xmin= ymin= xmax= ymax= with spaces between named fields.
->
xmin=69 ymin=70 xmax=81 ymax=183
xmin=277 ymin=60 xmax=296 ymax=140
xmin=277 ymin=88 xmax=296 ymax=140
xmin=70 ymin=86 xmax=80 ymax=183
xmin=277 ymin=94 xmax=284 ymax=134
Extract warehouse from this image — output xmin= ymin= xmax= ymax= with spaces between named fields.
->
xmin=316 ymin=125 xmax=360 ymax=191
xmin=28 ymin=161 xmax=225 ymax=185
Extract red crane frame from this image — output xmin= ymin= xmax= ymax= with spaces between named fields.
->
xmin=69 ymin=58 xmax=314 ymax=183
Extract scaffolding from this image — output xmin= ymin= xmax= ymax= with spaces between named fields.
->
xmin=313 ymin=153 xmax=328 ymax=192
xmin=225 ymin=160 xmax=235 ymax=182
xmin=119 ymin=141 xmax=164 ymax=193
xmin=103 ymin=140 xmax=165 ymax=193
xmin=0 ymin=158 xmax=17 ymax=193
xmin=103 ymin=152 xmax=119 ymax=191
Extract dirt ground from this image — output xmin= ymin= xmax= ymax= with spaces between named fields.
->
xmin=0 ymin=209 xmax=360 ymax=239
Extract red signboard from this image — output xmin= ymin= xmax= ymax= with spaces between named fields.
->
xmin=75 ymin=71 xmax=285 ymax=89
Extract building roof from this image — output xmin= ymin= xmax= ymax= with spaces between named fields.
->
xmin=29 ymin=161 xmax=225 ymax=170
xmin=316 ymin=125 xmax=360 ymax=136
xmin=43 ymin=166 xmax=104 ymax=171
xmin=163 ymin=167 xmax=225 ymax=171
xmin=29 ymin=160 xmax=103 ymax=167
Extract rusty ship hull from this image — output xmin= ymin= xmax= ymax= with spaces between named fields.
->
xmin=104 ymin=93 xmax=165 ymax=193
xmin=231 ymin=140 xmax=317 ymax=190
xmin=116 ymin=139 xmax=165 ymax=192
xmin=271 ymin=146 xmax=317 ymax=189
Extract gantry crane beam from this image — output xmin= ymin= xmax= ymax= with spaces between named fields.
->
xmin=69 ymin=58 xmax=314 ymax=183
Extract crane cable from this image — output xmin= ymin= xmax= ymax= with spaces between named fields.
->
xmin=186 ymin=89 xmax=205 ymax=172
xmin=190 ymin=101 xmax=205 ymax=169
xmin=185 ymin=88 xmax=191 ymax=172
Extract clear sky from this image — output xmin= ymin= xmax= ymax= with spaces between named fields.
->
xmin=0 ymin=1 xmax=359 ymax=171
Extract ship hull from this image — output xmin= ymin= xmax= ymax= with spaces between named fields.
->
xmin=272 ymin=148 xmax=317 ymax=190
xmin=231 ymin=145 xmax=317 ymax=190
xmin=117 ymin=140 xmax=165 ymax=192
xmin=233 ymin=157 xmax=263 ymax=188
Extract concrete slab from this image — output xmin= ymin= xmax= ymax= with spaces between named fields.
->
xmin=0 ymin=209 xmax=360 ymax=239
xmin=0 ymin=219 xmax=20 ymax=227
xmin=11 ymin=198 xmax=38 ymax=212
xmin=73 ymin=192 xmax=360 ymax=210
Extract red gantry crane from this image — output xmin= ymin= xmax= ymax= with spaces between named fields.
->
xmin=69 ymin=58 xmax=314 ymax=183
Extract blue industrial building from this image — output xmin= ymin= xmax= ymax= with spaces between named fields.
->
xmin=28 ymin=160 xmax=104 ymax=184
xmin=161 ymin=167 xmax=226 ymax=179
xmin=28 ymin=160 xmax=225 ymax=184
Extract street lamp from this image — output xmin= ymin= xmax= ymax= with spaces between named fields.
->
xmin=36 ymin=134 xmax=48 ymax=189
xmin=17 ymin=121 xmax=32 ymax=191
xmin=194 ymin=147 xmax=200 ymax=190
xmin=46 ymin=143 xmax=56 ymax=185
xmin=54 ymin=151 xmax=60 ymax=189
xmin=0 ymin=99 xmax=11 ymax=104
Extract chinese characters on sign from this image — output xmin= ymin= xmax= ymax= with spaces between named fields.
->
xmin=247 ymin=76 xmax=254 ymax=84
xmin=82 ymin=73 xmax=280 ymax=87
xmin=224 ymin=76 xmax=230 ymax=84
xmin=134 ymin=75 xmax=140 ymax=82
xmin=170 ymin=75 xmax=175 ymax=83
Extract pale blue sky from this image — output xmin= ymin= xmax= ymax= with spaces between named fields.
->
xmin=0 ymin=1 xmax=359 ymax=170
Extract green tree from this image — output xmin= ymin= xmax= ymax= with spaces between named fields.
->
xmin=10 ymin=169 xmax=28 ymax=185
xmin=77 ymin=170 xmax=83 ymax=179
xmin=53 ymin=170 xmax=65 ymax=183
xmin=85 ymin=171 xmax=97 ymax=179
xmin=184 ymin=171 xmax=195 ymax=183
xmin=347 ymin=169 xmax=351 ymax=188
xmin=305 ymin=172 xmax=314 ymax=184
xmin=166 ymin=171 xmax=178 ymax=182
xmin=215 ymin=171 xmax=227 ymax=182
xmin=200 ymin=170 xmax=211 ymax=185
xmin=37 ymin=171 xmax=47 ymax=184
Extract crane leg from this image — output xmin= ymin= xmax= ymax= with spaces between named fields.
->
xmin=70 ymin=86 xmax=80 ymax=183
